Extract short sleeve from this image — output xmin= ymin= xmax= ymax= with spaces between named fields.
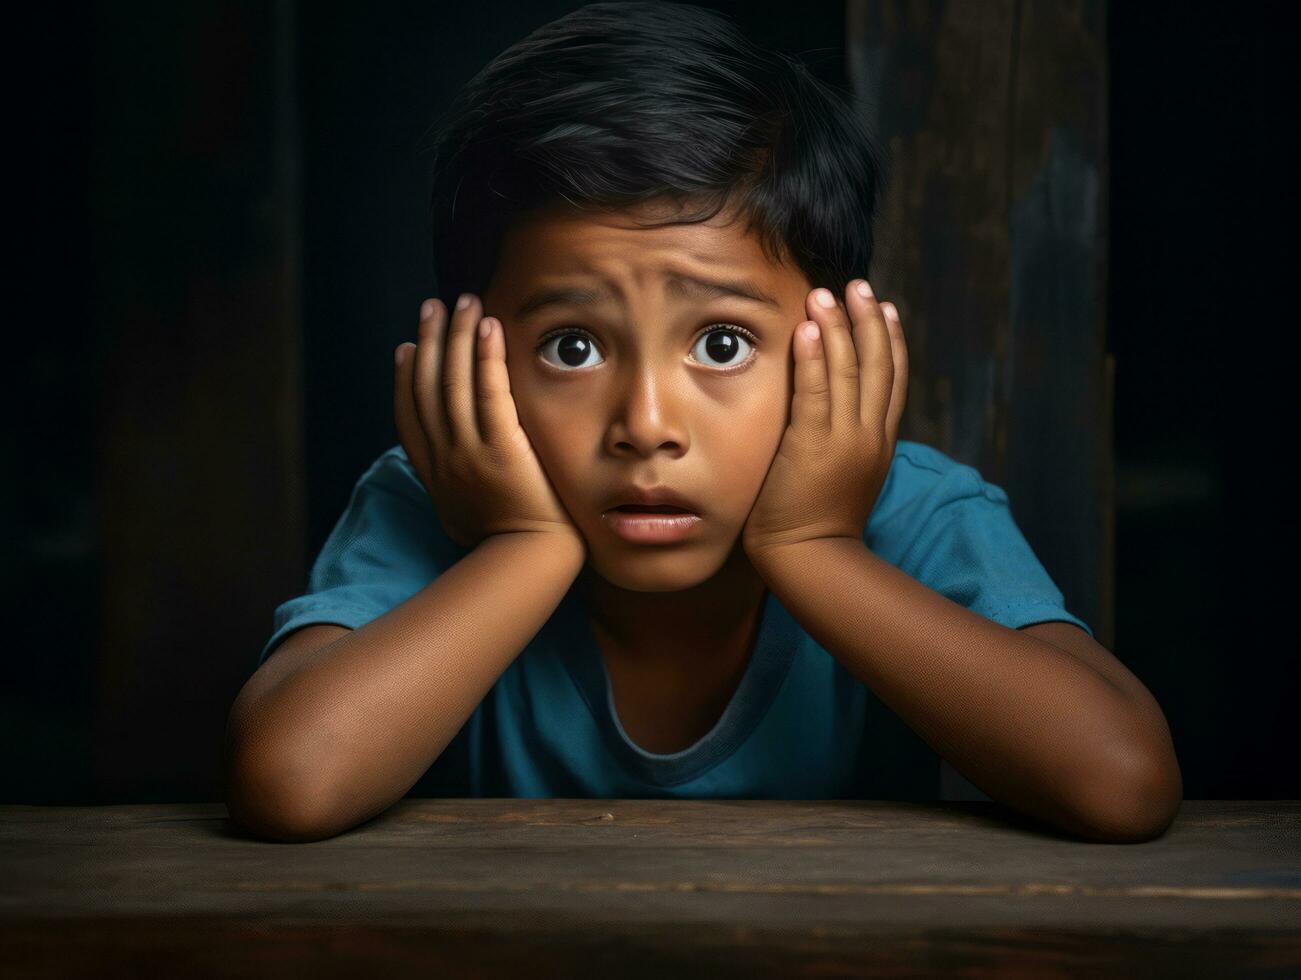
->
xmin=255 ymin=445 xmax=470 ymax=669
xmin=895 ymin=465 xmax=1094 ymax=638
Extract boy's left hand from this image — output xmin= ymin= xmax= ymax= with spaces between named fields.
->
xmin=741 ymin=280 xmax=908 ymax=563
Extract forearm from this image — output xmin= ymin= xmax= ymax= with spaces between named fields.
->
xmin=751 ymin=537 xmax=1170 ymax=841
xmin=232 ymin=530 xmax=586 ymax=837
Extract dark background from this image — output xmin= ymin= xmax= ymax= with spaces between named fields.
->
xmin=5 ymin=0 xmax=1293 ymax=805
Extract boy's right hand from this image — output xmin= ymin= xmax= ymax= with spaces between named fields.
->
xmin=394 ymin=294 xmax=585 ymax=554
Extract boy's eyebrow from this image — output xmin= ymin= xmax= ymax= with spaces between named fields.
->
xmin=514 ymin=273 xmax=779 ymax=318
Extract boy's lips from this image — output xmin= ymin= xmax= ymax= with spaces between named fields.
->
xmin=602 ymin=509 xmax=703 ymax=543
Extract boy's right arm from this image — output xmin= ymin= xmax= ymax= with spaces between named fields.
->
xmin=223 ymin=528 xmax=586 ymax=842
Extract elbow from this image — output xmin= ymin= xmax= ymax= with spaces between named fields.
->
xmin=222 ymin=731 xmax=343 ymax=843
xmin=1070 ymin=744 xmax=1184 ymax=844
xmin=225 ymin=786 xmax=340 ymax=844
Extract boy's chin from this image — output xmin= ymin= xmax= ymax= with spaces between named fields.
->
xmin=579 ymin=537 xmax=742 ymax=594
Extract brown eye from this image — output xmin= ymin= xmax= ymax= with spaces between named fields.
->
xmin=691 ymin=325 xmax=756 ymax=369
xmin=536 ymin=330 xmax=602 ymax=370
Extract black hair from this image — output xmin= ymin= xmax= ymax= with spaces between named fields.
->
xmin=425 ymin=0 xmax=888 ymax=309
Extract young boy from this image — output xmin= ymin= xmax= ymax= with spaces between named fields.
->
xmin=225 ymin=2 xmax=1180 ymax=844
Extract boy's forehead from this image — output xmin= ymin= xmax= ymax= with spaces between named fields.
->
xmin=492 ymin=199 xmax=803 ymax=297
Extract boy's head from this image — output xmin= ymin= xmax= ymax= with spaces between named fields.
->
xmin=426 ymin=2 xmax=887 ymax=592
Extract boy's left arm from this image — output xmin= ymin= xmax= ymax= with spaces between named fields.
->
xmin=743 ymin=281 xmax=1181 ymax=843
xmin=749 ymin=537 xmax=1182 ymax=843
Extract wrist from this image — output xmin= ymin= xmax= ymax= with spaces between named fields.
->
xmin=486 ymin=527 xmax=586 ymax=562
xmin=745 ymin=534 xmax=865 ymax=573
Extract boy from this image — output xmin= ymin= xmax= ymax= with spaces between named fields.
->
xmin=224 ymin=2 xmax=1180 ymax=843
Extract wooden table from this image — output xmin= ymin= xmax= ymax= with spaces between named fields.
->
xmin=2 ymin=799 xmax=1298 ymax=976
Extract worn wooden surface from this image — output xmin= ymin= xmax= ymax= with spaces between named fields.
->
xmin=2 ymin=799 xmax=1297 ymax=976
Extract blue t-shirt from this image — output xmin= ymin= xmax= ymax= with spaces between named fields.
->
xmin=256 ymin=440 xmax=1092 ymax=802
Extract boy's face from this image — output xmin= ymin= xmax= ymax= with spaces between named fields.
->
xmin=481 ymin=197 xmax=815 ymax=593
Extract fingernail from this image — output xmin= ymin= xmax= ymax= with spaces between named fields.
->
xmin=478 ymin=318 xmax=491 ymax=339
xmin=420 ymin=299 xmax=435 ymax=318
xmin=395 ymin=344 xmax=407 ymax=366
xmin=814 ymin=288 xmax=836 ymax=309
xmin=456 ymin=293 xmax=472 ymax=311
xmin=855 ymin=280 xmax=873 ymax=299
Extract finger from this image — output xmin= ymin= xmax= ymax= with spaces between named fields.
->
xmin=790 ymin=319 xmax=830 ymax=432
xmin=395 ymin=331 xmax=434 ymax=496
xmin=399 ymin=299 xmax=444 ymax=483
xmin=881 ymin=301 xmax=909 ymax=438
xmin=440 ymin=292 xmax=482 ymax=449
xmin=805 ymin=287 xmax=859 ymax=427
xmin=846 ymin=279 xmax=894 ymax=432
xmin=413 ymin=298 xmax=454 ymax=455
xmin=474 ymin=316 xmax=524 ymax=444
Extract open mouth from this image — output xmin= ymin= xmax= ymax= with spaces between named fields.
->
xmin=610 ymin=504 xmax=694 ymax=514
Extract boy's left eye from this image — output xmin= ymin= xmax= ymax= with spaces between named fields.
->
xmin=535 ymin=324 xmax=759 ymax=373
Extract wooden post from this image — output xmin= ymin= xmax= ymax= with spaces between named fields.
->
xmin=847 ymin=0 xmax=1110 ymax=646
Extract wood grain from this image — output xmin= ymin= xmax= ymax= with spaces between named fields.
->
xmin=2 ymin=799 xmax=1297 ymax=976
